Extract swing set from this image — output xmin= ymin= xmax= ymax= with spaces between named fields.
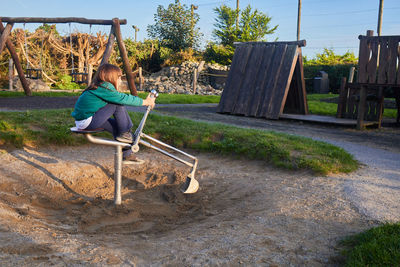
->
xmin=0 ymin=17 xmax=138 ymax=96
xmin=23 ymin=23 xmax=43 ymax=80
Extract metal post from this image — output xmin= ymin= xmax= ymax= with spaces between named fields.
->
xmin=9 ymin=58 xmax=13 ymax=90
xmin=193 ymin=68 xmax=197 ymax=94
xmin=139 ymin=67 xmax=143 ymax=90
xmin=114 ymin=145 xmax=123 ymax=205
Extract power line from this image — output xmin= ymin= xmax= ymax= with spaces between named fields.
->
xmin=304 ymin=7 xmax=400 ymax=17
xmin=197 ymin=0 xmax=232 ymax=7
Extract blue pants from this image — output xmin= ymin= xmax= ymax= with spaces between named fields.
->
xmin=86 ymin=104 xmax=133 ymax=156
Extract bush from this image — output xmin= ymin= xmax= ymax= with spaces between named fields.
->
xmin=163 ymin=48 xmax=199 ymax=66
xmin=303 ymin=48 xmax=358 ymax=93
xmin=203 ymin=43 xmax=235 ymax=65
xmin=53 ymin=74 xmax=83 ymax=90
xmin=303 ymin=64 xmax=356 ymax=93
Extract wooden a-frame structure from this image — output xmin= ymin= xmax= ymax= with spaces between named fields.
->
xmin=217 ymin=40 xmax=308 ymax=119
xmin=0 ymin=17 xmax=138 ymax=96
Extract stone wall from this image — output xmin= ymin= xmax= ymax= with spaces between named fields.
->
xmin=11 ymin=77 xmax=50 ymax=92
xmin=125 ymin=61 xmax=230 ymax=95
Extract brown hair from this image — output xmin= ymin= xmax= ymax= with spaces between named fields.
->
xmin=86 ymin=63 xmax=122 ymax=91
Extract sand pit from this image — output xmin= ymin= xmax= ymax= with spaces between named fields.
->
xmin=0 ymin=145 xmax=375 ymax=265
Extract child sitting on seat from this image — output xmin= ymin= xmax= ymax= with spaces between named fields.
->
xmin=71 ymin=63 xmax=155 ymax=162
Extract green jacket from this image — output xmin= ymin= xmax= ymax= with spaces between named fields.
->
xmin=71 ymin=81 xmax=143 ymax=121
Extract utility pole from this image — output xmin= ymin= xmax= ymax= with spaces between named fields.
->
xmin=132 ymin=25 xmax=139 ymax=42
xmin=236 ymin=0 xmax=240 ymax=30
xmin=377 ymin=0 xmax=384 ymax=36
xmin=297 ymin=0 xmax=302 ymax=41
xmin=191 ymin=4 xmax=198 ymax=47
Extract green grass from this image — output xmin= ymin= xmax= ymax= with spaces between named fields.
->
xmin=307 ymin=93 xmax=397 ymax=118
xmin=0 ymin=108 xmax=358 ymax=175
xmin=0 ymin=91 xmax=82 ymax=97
xmin=0 ymin=91 xmax=221 ymax=104
xmin=340 ymin=223 xmax=400 ymax=266
xmin=2 ymin=91 xmax=396 ymax=118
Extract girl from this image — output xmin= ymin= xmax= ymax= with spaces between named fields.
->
xmin=71 ymin=63 xmax=155 ymax=162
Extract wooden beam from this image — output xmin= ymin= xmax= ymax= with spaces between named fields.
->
xmin=0 ymin=20 xmax=31 ymax=96
xmin=0 ymin=17 xmax=126 ymax=25
xmin=100 ymin=25 xmax=116 ymax=66
xmin=337 ymin=77 xmax=347 ymax=118
xmin=112 ymin=18 xmax=137 ymax=96
xmin=234 ymin=40 xmax=307 ymax=47
xmin=0 ymin=22 xmax=13 ymax=54
xmin=356 ymin=85 xmax=367 ymax=130
xmin=91 ymin=25 xmax=116 ymax=83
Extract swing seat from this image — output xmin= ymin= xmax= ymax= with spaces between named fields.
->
xmin=70 ymin=127 xmax=104 ymax=134
xmin=25 ymin=68 xmax=42 ymax=79
xmin=71 ymin=72 xmax=88 ymax=84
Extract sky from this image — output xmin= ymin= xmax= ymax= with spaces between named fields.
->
xmin=2 ymin=0 xmax=400 ymax=58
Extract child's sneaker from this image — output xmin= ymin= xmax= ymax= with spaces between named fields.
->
xmin=123 ymin=154 xmax=145 ymax=165
xmin=116 ymin=132 xmax=133 ymax=143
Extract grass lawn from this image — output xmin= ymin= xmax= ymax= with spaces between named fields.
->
xmin=0 ymin=91 xmax=396 ymax=118
xmin=0 ymin=108 xmax=358 ymax=175
xmin=0 ymin=90 xmax=220 ymax=104
xmin=307 ymin=93 xmax=397 ymax=118
xmin=340 ymin=223 xmax=400 ymax=266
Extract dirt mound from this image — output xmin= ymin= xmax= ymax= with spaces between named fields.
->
xmin=0 ymin=145 xmax=372 ymax=265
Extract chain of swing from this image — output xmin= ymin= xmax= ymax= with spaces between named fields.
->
xmin=69 ymin=23 xmax=90 ymax=84
xmin=23 ymin=23 xmax=43 ymax=80
xmin=22 ymin=23 xmax=91 ymax=84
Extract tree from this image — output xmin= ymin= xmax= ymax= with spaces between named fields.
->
xmin=304 ymin=48 xmax=357 ymax=65
xmin=213 ymin=4 xmax=278 ymax=46
xmin=147 ymin=0 xmax=201 ymax=52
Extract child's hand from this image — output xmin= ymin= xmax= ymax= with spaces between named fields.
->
xmin=143 ymin=94 xmax=156 ymax=109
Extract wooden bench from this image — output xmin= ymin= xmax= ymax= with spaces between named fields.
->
xmin=337 ymin=30 xmax=400 ymax=129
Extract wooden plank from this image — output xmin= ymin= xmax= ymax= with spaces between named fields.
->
xmin=271 ymin=44 xmax=298 ymax=119
xmin=347 ymin=88 xmax=358 ymax=119
xmin=232 ymin=44 xmax=264 ymax=115
xmin=217 ymin=45 xmax=244 ymax=112
xmin=234 ymin=40 xmax=306 ymax=47
xmin=358 ymin=34 xmax=400 ymax=43
xmin=357 ymin=85 xmax=367 ymax=129
xmin=397 ymin=41 xmax=400 ymax=85
xmin=0 ymin=17 xmax=127 ymax=25
xmin=357 ymin=38 xmax=370 ymax=83
xmin=257 ymin=44 xmax=287 ymax=118
xmin=337 ymin=77 xmax=348 ymax=118
xmin=295 ymin=50 xmax=308 ymax=114
xmin=377 ymin=39 xmax=389 ymax=84
xmin=0 ymin=22 xmax=13 ymax=54
xmin=246 ymin=44 xmax=276 ymax=116
xmin=91 ymin=25 xmax=115 ymax=83
xmin=283 ymin=48 xmax=308 ymax=115
xmin=366 ymin=41 xmax=379 ymax=83
xmin=0 ymin=21 xmax=31 ymax=96
xmin=113 ymin=18 xmax=137 ymax=96
xmin=280 ymin=113 xmax=377 ymax=126
xmin=347 ymin=82 xmax=400 ymax=88
xmin=218 ymin=45 xmax=252 ymax=113
xmin=386 ymin=38 xmax=398 ymax=84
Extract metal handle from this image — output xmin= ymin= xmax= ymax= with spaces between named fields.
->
xmin=132 ymin=90 xmax=158 ymax=151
